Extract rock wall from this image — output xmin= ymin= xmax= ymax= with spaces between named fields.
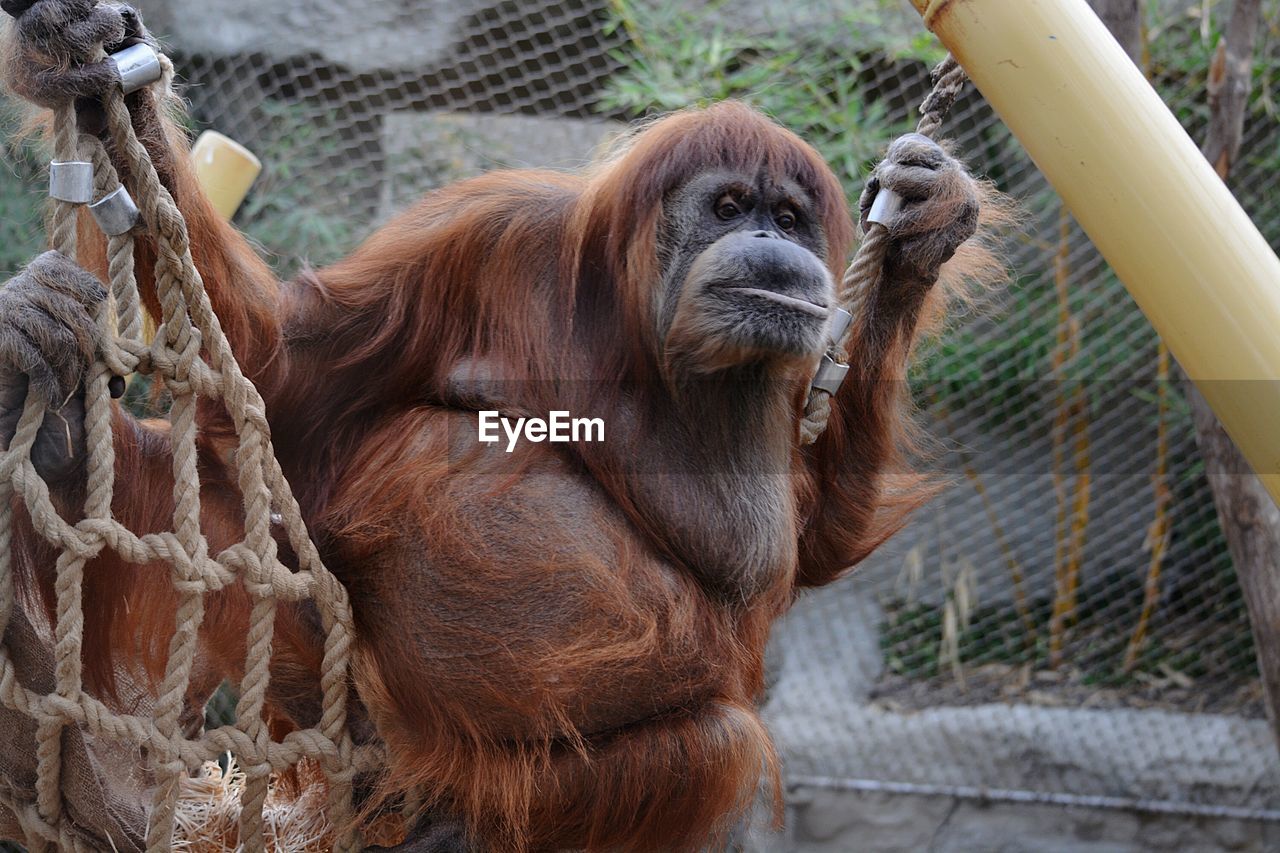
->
xmin=781 ymin=788 xmax=1280 ymax=853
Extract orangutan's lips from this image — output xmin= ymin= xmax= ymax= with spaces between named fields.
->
xmin=720 ymin=286 xmax=829 ymax=317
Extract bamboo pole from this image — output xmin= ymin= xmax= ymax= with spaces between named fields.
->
xmin=909 ymin=0 xmax=1280 ymax=503
xmin=190 ymin=130 xmax=261 ymax=221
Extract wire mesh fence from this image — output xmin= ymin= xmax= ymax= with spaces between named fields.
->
xmin=2 ymin=0 xmax=1278 ymax=829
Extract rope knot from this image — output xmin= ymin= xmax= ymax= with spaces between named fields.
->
xmin=164 ymin=534 xmax=218 ymax=589
xmin=40 ymin=693 xmax=82 ymax=723
xmin=61 ymin=525 xmax=105 ymax=562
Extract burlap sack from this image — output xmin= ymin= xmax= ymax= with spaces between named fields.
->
xmin=0 ymin=603 xmax=152 ymax=851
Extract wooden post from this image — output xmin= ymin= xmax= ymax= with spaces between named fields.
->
xmin=1185 ymin=0 xmax=1280 ymax=750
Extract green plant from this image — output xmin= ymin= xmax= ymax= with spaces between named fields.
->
xmin=600 ymin=0 xmax=932 ymax=201
xmin=0 ymin=98 xmax=48 ymax=275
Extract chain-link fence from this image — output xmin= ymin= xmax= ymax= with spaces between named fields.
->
xmin=2 ymin=0 xmax=1278 ymax=834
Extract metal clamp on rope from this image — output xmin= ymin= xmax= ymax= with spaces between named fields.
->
xmin=826 ymin=306 xmax=854 ymax=346
xmin=810 ymin=307 xmax=855 ymax=396
xmin=867 ymin=187 xmax=904 ymax=228
xmin=49 ymin=161 xmax=94 ymax=204
xmin=89 ymin=186 xmax=140 ymax=235
xmin=811 ymin=354 xmax=849 ymax=396
xmin=110 ymin=42 xmax=163 ymax=95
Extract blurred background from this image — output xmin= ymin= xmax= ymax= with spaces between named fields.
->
xmin=2 ymin=0 xmax=1279 ymax=849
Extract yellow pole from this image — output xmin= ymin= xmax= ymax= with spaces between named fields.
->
xmin=909 ymin=0 xmax=1280 ymax=502
xmin=190 ymin=130 xmax=261 ymax=221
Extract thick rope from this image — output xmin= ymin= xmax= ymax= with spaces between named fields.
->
xmin=799 ymin=54 xmax=966 ymax=445
xmin=0 ymin=31 xmax=373 ymax=853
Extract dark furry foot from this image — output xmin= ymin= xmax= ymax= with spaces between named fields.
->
xmin=366 ymin=811 xmax=474 ymax=853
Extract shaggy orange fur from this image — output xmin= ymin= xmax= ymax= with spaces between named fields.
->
xmin=13 ymin=88 xmax=1002 ymax=850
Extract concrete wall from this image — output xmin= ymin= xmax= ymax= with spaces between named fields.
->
xmin=780 ymin=788 xmax=1280 ymax=853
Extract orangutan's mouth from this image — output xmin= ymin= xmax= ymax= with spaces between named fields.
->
xmin=720 ymin=286 xmax=829 ymax=317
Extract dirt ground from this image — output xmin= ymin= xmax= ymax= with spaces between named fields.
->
xmin=870 ymin=662 xmax=1269 ymax=718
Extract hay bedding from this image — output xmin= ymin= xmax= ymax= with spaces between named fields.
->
xmin=173 ymin=759 xmax=333 ymax=853
xmin=173 ymin=758 xmax=407 ymax=851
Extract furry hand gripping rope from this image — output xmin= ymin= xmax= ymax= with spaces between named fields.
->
xmin=799 ymin=55 xmax=972 ymax=444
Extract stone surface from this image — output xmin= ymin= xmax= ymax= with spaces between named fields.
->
xmin=790 ymin=787 xmax=953 ymax=851
xmin=765 ymin=585 xmax=885 ymax=708
xmin=379 ymin=110 xmax=623 ymax=218
xmin=143 ymin=0 xmax=901 ymax=69
xmin=775 ymin=789 xmax=1280 ymax=852
xmin=142 ymin=0 xmax=483 ymax=71
xmin=767 ymin=699 xmax=1280 ymax=810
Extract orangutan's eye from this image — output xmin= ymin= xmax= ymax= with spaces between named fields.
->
xmin=775 ymin=208 xmax=797 ymax=231
xmin=714 ymin=195 xmax=744 ymax=220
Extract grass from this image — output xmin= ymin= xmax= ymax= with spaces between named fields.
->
xmin=880 ymin=569 xmax=1258 ymax=692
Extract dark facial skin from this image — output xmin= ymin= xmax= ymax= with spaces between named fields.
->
xmin=658 ymin=170 xmax=836 ymax=375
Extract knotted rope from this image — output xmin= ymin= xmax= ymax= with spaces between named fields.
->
xmin=799 ymin=55 xmax=967 ymax=445
xmin=0 ymin=21 xmax=374 ymax=853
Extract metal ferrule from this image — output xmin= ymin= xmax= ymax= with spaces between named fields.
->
xmin=868 ymin=187 xmax=904 ymax=227
xmin=48 ymin=161 xmax=94 ymax=204
xmin=88 ymin=186 xmax=140 ymax=236
xmin=111 ymin=43 xmax=163 ymax=95
xmin=826 ymin=306 xmax=854 ymax=347
xmin=811 ymin=355 xmax=850 ymax=396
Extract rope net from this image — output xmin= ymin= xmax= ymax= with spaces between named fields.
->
xmin=0 ymin=42 xmax=371 ymax=853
